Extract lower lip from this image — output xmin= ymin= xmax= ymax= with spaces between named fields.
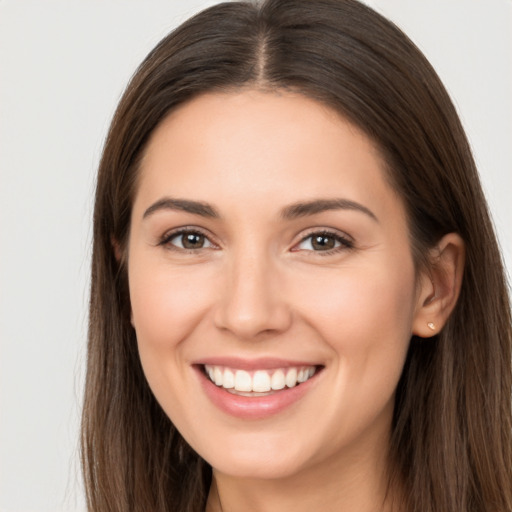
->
xmin=195 ymin=366 xmax=321 ymax=420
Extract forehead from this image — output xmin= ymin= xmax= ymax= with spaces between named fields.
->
xmin=134 ymin=90 xmax=403 ymax=223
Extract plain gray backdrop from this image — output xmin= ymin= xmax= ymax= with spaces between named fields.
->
xmin=1 ymin=1 xmax=510 ymax=511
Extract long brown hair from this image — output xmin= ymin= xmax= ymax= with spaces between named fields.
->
xmin=81 ymin=1 xmax=512 ymax=510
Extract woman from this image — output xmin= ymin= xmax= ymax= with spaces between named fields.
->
xmin=81 ymin=0 xmax=512 ymax=510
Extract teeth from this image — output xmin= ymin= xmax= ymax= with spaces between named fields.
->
xmin=271 ymin=369 xmax=285 ymax=390
xmin=285 ymin=368 xmax=297 ymax=388
xmin=223 ymin=368 xmax=235 ymax=389
xmin=253 ymin=370 xmax=271 ymax=392
xmin=214 ymin=367 xmax=223 ymax=386
xmin=204 ymin=364 xmax=317 ymax=392
xmin=234 ymin=370 xmax=252 ymax=392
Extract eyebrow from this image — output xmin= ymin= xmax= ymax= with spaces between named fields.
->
xmin=143 ymin=197 xmax=220 ymax=219
xmin=142 ymin=196 xmax=378 ymax=223
xmin=281 ymin=198 xmax=378 ymax=222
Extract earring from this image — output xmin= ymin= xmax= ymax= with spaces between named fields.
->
xmin=427 ymin=322 xmax=436 ymax=331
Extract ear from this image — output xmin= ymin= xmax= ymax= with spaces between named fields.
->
xmin=111 ymin=237 xmax=135 ymax=327
xmin=412 ymin=233 xmax=465 ymax=338
xmin=111 ymin=236 xmax=122 ymax=262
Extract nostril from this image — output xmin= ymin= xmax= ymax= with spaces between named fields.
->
xmin=213 ymin=302 xmax=293 ymax=339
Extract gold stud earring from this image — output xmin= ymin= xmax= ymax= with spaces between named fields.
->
xmin=427 ymin=322 xmax=436 ymax=331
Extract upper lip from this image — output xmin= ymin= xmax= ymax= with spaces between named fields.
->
xmin=193 ymin=357 xmax=322 ymax=371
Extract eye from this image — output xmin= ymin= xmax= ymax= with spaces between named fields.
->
xmin=161 ymin=229 xmax=215 ymax=250
xmin=295 ymin=231 xmax=353 ymax=252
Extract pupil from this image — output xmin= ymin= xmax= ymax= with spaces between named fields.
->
xmin=312 ymin=234 xmax=334 ymax=250
xmin=183 ymin=233 xmax=204 ymax=249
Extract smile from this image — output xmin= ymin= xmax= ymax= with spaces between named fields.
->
xmin=204 ymin=365 xmax=317 ymax=394
xmin=195 ymin=360 xmax=323 ymax=419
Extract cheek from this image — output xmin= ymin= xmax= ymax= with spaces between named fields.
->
xmin=127 ymin=256 xmax=219 ymax=425
xmin=299 ymin=264 xmax=414 ymax=332
xmin=129 ymin=259 xmax=217 ymax=350
xmin=291 ymin=256 xmax=416 ymax=384
xmin=288 ymin=260 xmax=416 ymax=442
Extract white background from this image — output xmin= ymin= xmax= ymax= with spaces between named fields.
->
xmin=0 ymin=1 xmax=510 ymax=511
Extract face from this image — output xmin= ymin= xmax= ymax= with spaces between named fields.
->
xmin=128 ymin=90 xmax=423 ymax=481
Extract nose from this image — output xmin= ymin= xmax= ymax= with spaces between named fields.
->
xmin=213 ymin=249 xmax=293 ymax=340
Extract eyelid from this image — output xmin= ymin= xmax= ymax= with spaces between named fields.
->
xmin=298 ymin=226 xmax=354 ymax=242
xmin=291 ymin=227 xmax=354 ymax=253
xmin=158 ymin=225 xmax=219 ymax=250
xmin=156 ymin=225 xmax=354 ymax=254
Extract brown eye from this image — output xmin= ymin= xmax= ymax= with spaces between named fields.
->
xmin=163 ymin=230 xmax=214 ymax=250
xmin=295 ymin=231 xmax=353 ymax=252
xmin=182 ymin=232 xmax=205 ymax=249
xmin=311 ymin=234 xmax=336 ymax=250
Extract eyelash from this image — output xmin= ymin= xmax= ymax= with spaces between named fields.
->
xmin=158 ymin=227 xmax=354 ymax=255
xmin=159 ymin=227 xmax=217 ymax=253
xmin=294 ymin=229 xmax=354 ymax=256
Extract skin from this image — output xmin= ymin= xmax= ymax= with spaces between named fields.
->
xmin=127 ymin=90 xmax=464 ymax=512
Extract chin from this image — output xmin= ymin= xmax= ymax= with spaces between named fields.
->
xmin=211 ymin=455 xmax=308 ymax=480
xmin=196 ymin=431 xmax=317 ymax=480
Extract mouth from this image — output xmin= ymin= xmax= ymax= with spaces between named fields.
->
xmin=203 ymin=364 xmax=319 ymax=396
xmin=194 ymin=360 xmax=324 ymax=419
